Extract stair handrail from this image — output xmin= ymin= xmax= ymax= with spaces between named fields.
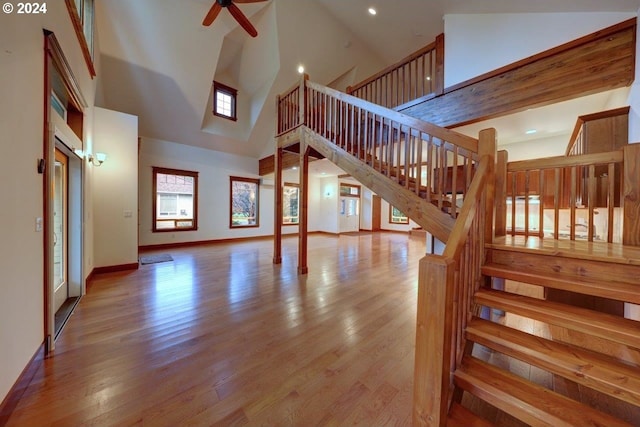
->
xmin=304 ymin=80 xmax=479 ymax=154
xmin=565 ymin=106 xmax=630 ymax=156
xmin=413 ymin=152 xmax=494 ymax=427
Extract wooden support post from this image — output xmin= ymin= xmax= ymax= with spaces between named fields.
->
xmin=273 ymin=146 xmax=283 ymax=264
xmin=623 ymin=144 xmax=640 ymax=246
xmin=298 ymin=141 xmax=310 ymax=274
xmin=479 ymin=128 xmax=497 ymax=246
xmin=495 ymin=150 xmax=508 ymax=238
xmin=413 ymin=255 xmax=454 ymax=427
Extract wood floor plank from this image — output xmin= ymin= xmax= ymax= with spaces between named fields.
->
xmin=4 ymin=234 xmax=422 ymax=427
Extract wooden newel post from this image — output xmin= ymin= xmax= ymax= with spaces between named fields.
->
xmin=478 ymin=128 xmax=497 ymax=246
xmin=413 ymin=255 xmax=455 ymax=427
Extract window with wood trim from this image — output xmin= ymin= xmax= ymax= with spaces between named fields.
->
xmin=283 ymin=183 xmax=299 ymax=225
xmin=339 ymin=183 xmax=361 ymax=197
xmin=214 ymin=81 xmax=237 ymax=121
xmin=153 ymin=167 xmax=198 ymax=232
xmin=64 ymin=0 xmax=96 ymax=77
xmin=389 ymin=205 xmax=409 ymax=224
xmin=230 ymin=176 xmax=259 ymax=228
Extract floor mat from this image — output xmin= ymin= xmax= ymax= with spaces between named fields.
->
xmin=139 ymin=254 xmax=174 ymax=265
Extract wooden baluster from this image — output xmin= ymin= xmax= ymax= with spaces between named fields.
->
xmin=539 ymin=169 xmax=544 ymax=238
xmin=451 ymin=146 xmax=458 ymax=218
xmin=437 ymin=142 xmax=445 ymax=210
xmin=554 ymin=168 xmax=560 ymax=239
xmin=524 ymin=171 xmax=530 ymax=237
xmin=608 ymin=162 xmax=615 ymax=243
xmin=588 ymin=164 xmax=596 ymax=242
xmin=570 ymin=166 xmax=577 ymax=240
xmin=378 ymin=115 xmax=384 ymax=172
xmin=416 ymin=132 xmax=423 ymax=196
xmin=426 ymin=135 xmax=433 ymax=201
xmin=511 ymin=172 xmax=516 ymax=236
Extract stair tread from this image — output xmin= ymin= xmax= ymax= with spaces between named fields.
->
xmin=455 ymin=356 xmax=632 ymax=427
xmin=481 ymin=263 xmax=640 ymax=304
xmin=466 ymin=317 xmax=640 ymax=407
xmin=488 ymin=235 xmax=640 ymax=267
xmin=447 ymin=402 xmax=494 ymax=427
xmin=475 ymin=289 xmax=640 ymax=349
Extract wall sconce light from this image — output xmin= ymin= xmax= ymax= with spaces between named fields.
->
xmin=87 ymin=152 xmax=107 ymax=166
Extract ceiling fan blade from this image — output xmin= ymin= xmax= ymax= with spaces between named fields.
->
xmin=227 ymin=2 xmax=258 ymax=37
xmin=233 ymin=0 xmax=268 ymax=3
xmin=202 ymin=3 xmax=223 ymax=26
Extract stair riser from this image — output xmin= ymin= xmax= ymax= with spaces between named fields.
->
xmin=488 ymin=249 xmax=640 ymax=284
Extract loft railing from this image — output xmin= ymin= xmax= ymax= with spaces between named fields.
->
xmin=505 ymin=151 xmax=624 ymax=243
xmin=346 ymin=35 xmax=444 ymax=111
xmin=565 ymin=106 xmax=630 ymax=156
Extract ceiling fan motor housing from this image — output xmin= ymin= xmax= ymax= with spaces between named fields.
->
xmin=217 ymin=0 xmax=233 ymax=7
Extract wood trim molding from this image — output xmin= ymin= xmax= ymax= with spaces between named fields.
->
xmin=0 ymin=343 xmax=46 ymax=425
xmin=63 ymin=0 xmax=96 ymax=78
xmin=92 ymin=263 xmax=139 ymax=275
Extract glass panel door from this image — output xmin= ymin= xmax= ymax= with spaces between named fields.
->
xmin=53 ymin=149 xmax=68 ymax=312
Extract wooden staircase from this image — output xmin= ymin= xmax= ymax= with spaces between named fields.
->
xmin=275 ymin=76 xmax=640 ymax=427
xmin=448 ymin=237 xmax=640 ymax=426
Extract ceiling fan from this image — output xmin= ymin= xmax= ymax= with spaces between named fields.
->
xmin=202 ymin=0 xmax=268 ymax=38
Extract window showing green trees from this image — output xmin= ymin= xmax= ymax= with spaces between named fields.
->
xmin=283 ymin=183 xmax=299 ymax=225
xmin=230 ymin=176 xmax=259 ymax=228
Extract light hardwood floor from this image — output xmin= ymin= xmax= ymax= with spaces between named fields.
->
xmin=5 ymin=233 xmax=426 ymax=427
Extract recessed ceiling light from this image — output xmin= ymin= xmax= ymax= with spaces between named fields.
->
xmin=368 ymin=7 xmax=377 ymax=15
xmin=297 ymin=65 xmax=305 ymax=74
xmin=426 ymin=76 xmax=431 ymax=81
xmin=292 ymin=166 xmax=298 ymax=170
xmin=525 ymin=129 xmax=537 ymax=135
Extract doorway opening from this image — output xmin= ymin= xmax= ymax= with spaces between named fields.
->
xmin=53 ymin=141 xmax=83 ymax=339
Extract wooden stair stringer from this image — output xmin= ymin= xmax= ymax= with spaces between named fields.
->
xmin=302 ymin=126 xmax=455 ymax=243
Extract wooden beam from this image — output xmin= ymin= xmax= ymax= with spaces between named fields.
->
xmin=401 ymin=19 xmax=636 ymax=128
xmin=259 ymin=151 xmax=301 ymax=176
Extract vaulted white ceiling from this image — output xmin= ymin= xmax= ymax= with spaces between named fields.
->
xmin=95 ymin=0 xmax=640 ymax=163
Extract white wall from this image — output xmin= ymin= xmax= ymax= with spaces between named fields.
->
xmin=93 ymin=107 xmax=139 ymax=267
xmin=444 ymin=12 xmax=636 ymax=88
xmin=313 ymin=176 xmax=340 ymax=234
xmin=499 ymin=134 xmax=568 ymax=162
xmin=0 ymin=3 xmax=97 ymax=402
